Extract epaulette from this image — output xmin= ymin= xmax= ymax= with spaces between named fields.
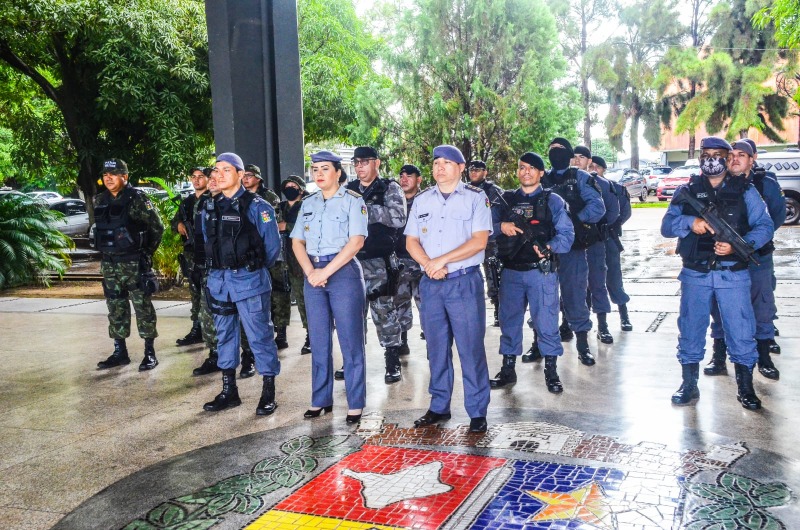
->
xmin=346 ymin=189 xmax=362 ymax=198
xmin=418 ymin=186 xmax=435 ymax=195
xmin=464 ymin=184 xmax=482 ymax=193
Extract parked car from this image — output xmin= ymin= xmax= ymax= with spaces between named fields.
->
xmin=640 ymin=166 xmax=673 ymax=193
xmin=135 ymin=186 xmax=169 ymax=200
xmin=0 ymin=188 xmax=30 ymax=202
xmin=604 ymin=168 xmax=649 ymax=202
xmin=757 ymin=151 xmax=800 ymax=224
xmin=49 ymin=199 xmax=90 ymax=236
xmin=173 ymin=181 xmax=193 ymax=199
xmin=27 ymin=191 xmax=64 ymax=204
xmin=657 ymin=166 xmax=698 ymax=201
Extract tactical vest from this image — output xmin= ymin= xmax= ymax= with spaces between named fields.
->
xmin=178 ymin=194 xmax=197 ymax=250
xmin=497 ymin=190 xmax=556 ymax=268
xmin=750 ymin=169 xmax=775 ymax=255
xmin=677 ymin=175 xmax=750 ymax=270
xmin=204 ymin=191 xmax=266 ymax=270
xmin=192 ymin=192 xmax=210 ymax=266
xmin=542 ymin=168 xmax=599 ymax=249
xmin=346 ymin=178 xmax=397 ymax=260
xmin=94 ymin=186 xmax=145 ymax=258
xmin=395 ymin=194 xmax=416 ymax=259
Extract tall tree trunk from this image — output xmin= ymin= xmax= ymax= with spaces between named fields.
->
xmin=688 ymin=81 xmax=697 ymax=159
xmin=630 ymin=113 xmax=640 ymax=169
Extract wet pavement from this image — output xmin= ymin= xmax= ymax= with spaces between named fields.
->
xmin=0 ymin=209 xmax=798 ymax=529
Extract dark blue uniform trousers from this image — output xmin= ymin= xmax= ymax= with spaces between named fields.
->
xmin=499 ymin=268 xmax=563 ymax=358
xmin=557 ymin=248 xmax=592 ymax=332
xmin=305 ymin=260 xmax=367 ymax=409
xmin=677 ymin=269 xmax=757 ymax=366
xmin=419 ymin=269 xmax=490 ymax=418
xmin=710 ymin=254 xmax=776 ymax=340
xmin=604 ymin=238 xmax=630 ymax=305
xmin=213 ymin=290 xmax=280 ymax=375
xmin=586 ymin=241 xmax=612 ymax=314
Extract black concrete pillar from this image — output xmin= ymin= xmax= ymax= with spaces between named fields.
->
xmin=205 ymin=0 xmax=304 ymax=191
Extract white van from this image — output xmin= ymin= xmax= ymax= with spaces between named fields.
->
xmin=756 ymin=150 xmax=800 ymax=224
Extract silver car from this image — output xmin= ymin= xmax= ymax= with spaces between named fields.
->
xmin=49 ymin=199 xmax=90 ymax=237
xmin=756 ymin=150 xmax=800 ymax=225
xmin=604 ymin=169 xmax=649 ymax=202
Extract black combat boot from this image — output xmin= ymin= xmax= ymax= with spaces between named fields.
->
xmin=544 ymin=356 xmax=563 ymax=393
xmin=176 ymin=321 xmax=203 ymax=346
xmin=256 ymin=375 xmax=278 ymax=416
xmin=240 ymin=348 xmax=256 ymax=378
xmin=192 ymin=348 xmax=220 ymax=376
xmin=618 ymin=304 xmax=633 ymax=331
xmin=203 ymin=369 xmax=241 ymax=411
xmin=671 ymin=363 xmax=700 ymax=405
xmin=703 ymin=338 xmax=728 ymax=376
xmin=522 ymin=331 xmax=542 ymax=363
xmin=774 ymin=325 xmax=780 ymax=336
xmin=575 ymin=331 xmax=595 ymax=366
xmin=399 ymin=330 xmax=410 ymax=356
xmin=559 ymin=318 xmax=573 ymax=342
xmin=334 ymin=367 xmax=345 ymax=380
xmin=769 ymin=339 xmax=781 ymax=354
xmin=301 ymin=332 xmax=312 ymax=355
xmin=756 ymin=339 xmax=779 ymax=380
xmin=734 ymin=363 xmax=761 ymax=410
xmin=491 ymin=297 xmax=500 ymax=327
xmin=139 ymin=338 xmax=158 ymax=371
xmin=97 ymin=339 xmax=130 ymax=369
xmin=275 ymin=326 xmax=288 ymax=350
xmin=385 ymin=346 xmax=402 ymax=384
xmin=490 ymin=355 xmax=517 ymax=388
xmin=596 ymin=313 xmax=614 ymax=344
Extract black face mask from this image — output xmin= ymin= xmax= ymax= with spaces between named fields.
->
xmin=283 ymin=187 xmax=301 ymax=201
xmin=548 ymin=149 xmax=572 ymax=170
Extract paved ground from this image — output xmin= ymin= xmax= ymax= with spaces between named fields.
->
xmin=0 ymin=209 xmax=798 ymax=529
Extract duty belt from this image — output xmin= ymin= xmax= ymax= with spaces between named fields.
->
xmin=310 ymin=254 xmax=337 ymax=263
xmin=684 ymin=260 xmax=748 ymax=273
xmin=101 ymin=253 xmax=140 ymax=264
xmin=504 ymin=262 xmax=543 ymax=272
xmin=444 ymin=265 xmax=479 ymax=280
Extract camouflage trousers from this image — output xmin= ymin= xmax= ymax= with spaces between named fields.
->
xmin=199 ymin=274 xmax=218 ymax=349
xmin=101 ymin=259 xmax=158 ymax=340
xmin=396 ymin=257 xmax=423 ymax=332
xmin=362 ymin=257 xmax=402 ymax=348
xmin=270 ymin=262 xmax=291 ymax=328
xmin=182 ymin=252 xmax=202 ymax=322
xmin=290 ymin=271 xmax=308 ymax=328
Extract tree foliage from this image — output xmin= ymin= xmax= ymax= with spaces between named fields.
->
xmin=754 ymin=0 xmax=800 ymax=49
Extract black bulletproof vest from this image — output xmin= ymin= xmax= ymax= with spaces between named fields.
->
xmin=395 ymin=193 xmax=416 ymax=259
xmin=178 ymin=194 xmax=197 ymax=250
xmin=678 ymin=175 xmax=750 ymax=267
xmin=346 ymin=178 xmax=397 ymax=260
xmin=749 ymin=169 xmax=775 ymax=255
xmin=542 ymin=168 xmax=599 ymax=249
xmin=94 ymin=186 xmax=144 ymax=257
xmin=204 ymin=191 xmax=266 ymax=270
xmin=192 ymin=192 xmax=210 ymax=265
xmin=497 ymin=189 xmax=556 ymax=266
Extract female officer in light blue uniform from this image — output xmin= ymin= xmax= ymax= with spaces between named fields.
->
xmin=290 ymin=150 xmax=369 ymax=424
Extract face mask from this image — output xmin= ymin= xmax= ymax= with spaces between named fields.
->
xmin=700 ymin=156 xmax=727 ymax=177
xmin=548 ymin=149 xmax=572 ymax=170
xmin=283 ymin=187 xmax=301 ymax=201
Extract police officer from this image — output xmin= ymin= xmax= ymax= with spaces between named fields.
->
xmin=201 ymin=153 xmax=282 ymax=415
xmin=490 ymin=152 xmax=574 ymax=392
xmin=540 ymin=138 xmax=605 ymax=366
xmin=467 ymin=160 xmax=504 ymax=326
xmin=704 ymin=140 xmax=784 ymax=380
xmin=279 ymin=175 xmax=311 ymax=354
xmin=395 ymin=164 xmax=425 ymax=355
xmin=405 ymin=145 xmax=493 ymax=433
xmin=592 ymin=155 xmax=633 ymax=331
xmin=661 ymin=137 xmax=773 ymax=410
xmin=172 ymin=167 xmax=208 ymax=346
xmin=344 ymin=146 xmax=407 ymax=384
xmin=290 ymin=150 xmax=369 ymax=424
xmin=95 ymin=159 xmax=164 ymax=370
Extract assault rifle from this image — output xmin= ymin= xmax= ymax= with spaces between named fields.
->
xmin=679 ymin=191 xmax=759 ymax=266
xmin=506 ymin=211 xmax=555 ymax=274
xmin=485 ymin=256 xmax=501 ymax=293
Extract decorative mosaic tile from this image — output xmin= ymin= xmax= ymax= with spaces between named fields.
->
xmin=475 ymin=422 xmax=584 ymax=455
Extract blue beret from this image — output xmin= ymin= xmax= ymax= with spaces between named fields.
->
xmin=699 ymin=136 xmax=732 ymax=151
xmin=310 ymin=150 xmax=342 ymax=164
xmin=216 ymin=152 xmax=244 ymax=171
xmin=731 ymin=140 xmax=754 ymax=157
xmin=519 ymin=152 xmax=545 ymax=171
xmin=432 ymin=145 xmax=466 ymax=164
xmin=742 ymin=138 xmax=758 ymax=154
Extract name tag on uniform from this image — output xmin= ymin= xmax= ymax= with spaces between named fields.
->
xmin=222 ymin=215 xmax=240 ymax=222
xmin=418 ymin=213 xmax=429 ymax=218
xmin=303 ymin=212 xmax=313 ymax=217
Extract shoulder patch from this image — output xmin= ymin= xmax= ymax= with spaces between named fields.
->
xmin=464 ymin=184 xmax=482 ymax=193
xmin=346 ymin=189 xmax=362 ymax=198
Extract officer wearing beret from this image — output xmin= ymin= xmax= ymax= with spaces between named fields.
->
xmin=405 ymin=145 xmax=493 ymax=433
xmin=661 ymin=136 xmax=773 ymax=410
xmin=279 ymin=175 xmax=311 ymax=354
xmin=467 ymin=159 xmax=504 ymax=327
xmin=95 ymin=159 xmax=164 ymax=371
xmin=591 ymin=155 xmax=633 ymax=331
xmin=540 ymin=138 xmax=606 ymax=366
xmin=490 ymin=152 xmax=574 ymax=392
xmin=291 ymin=150 xmax=369 ymax=424
xmin=201 ymin=152 xmax=282 ymax=415
xmin=704 ymin=139 xmax=784 ymax=380
xmin=395 ymin=164 xmax=425 ymax=354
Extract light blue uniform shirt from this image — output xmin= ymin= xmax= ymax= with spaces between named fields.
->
xmin=404 ymin=181 xmax=493 ymax=271
xmin=290 ymin=185 xmax=368 ymax=256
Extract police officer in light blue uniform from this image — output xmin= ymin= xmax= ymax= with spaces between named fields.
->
xmin=661 ymin=136 xmax=773 ymax=410
xmin=541 ymin=138 xmax=605 ymax=366
xmin=489 ymin=152 xmax=574 ymax=393
xmin=705 ymin=139 xmax=785 ymax=380
xmin=405 ymin=144 xmax=493 ymax=433
xmin=201 ymin=152 xmax=282 ymax=416
xmin=290 ymin=150 xmax=369 ymax=425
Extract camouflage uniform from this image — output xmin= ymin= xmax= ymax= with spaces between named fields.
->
xmin=253 ymin=184 xmax=290 ymax=328
xmin=395 ymin=257 xmax=423 ymax=331
xmin=472 ymin=178 xmax=504 ymax=302
xmin=170 ymin=194 xmax=202 ymax=322
xmin=192 ymin=195 xmax=217 ymax=350
xmin=281 ymin=198 xmax=308 ymax=328
xmin=96 ymin=185 xmax=164 ymax=339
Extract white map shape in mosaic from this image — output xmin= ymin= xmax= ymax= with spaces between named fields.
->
xmin=342 ymin=461 xmax=453 ymax=509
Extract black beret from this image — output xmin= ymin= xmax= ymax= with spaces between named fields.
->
xmin=399 ymin=164 xmax=421 ymax=176
xmin=468 ymin=160 xmax=487 ymax=169
xmin=591 ymin=155 xmax=607 ymax=169
xmin=519 ymin=152 xmax=545 ymax=171
xmin=549 ymin=137 xmax=574 ymax=157
xmin=353 ymin=146 xmax=379 ymax=160
xmin=574 ymin=145 xmax=592 ymax=158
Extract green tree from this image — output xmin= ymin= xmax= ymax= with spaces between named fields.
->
xmin=754 ymin=0 xmax=800 ymax=48
xmin=0 ymin=0 xmax=214 ymax=218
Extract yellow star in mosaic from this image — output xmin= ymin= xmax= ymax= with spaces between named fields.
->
xmin=526 ymin=482 xmax=615 ymax=529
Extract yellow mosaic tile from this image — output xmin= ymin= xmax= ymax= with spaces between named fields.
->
xmin=246 ymin=510 xmax=403 ymax=530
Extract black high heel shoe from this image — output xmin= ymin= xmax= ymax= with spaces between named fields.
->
xmin=345 ymin=410 xmax=362 ymax=425
xmin=304 ymin=405 xmax=333 ymax=419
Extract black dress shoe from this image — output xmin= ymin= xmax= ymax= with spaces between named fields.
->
xmin=334 ymin=367 xmax=345 ymax=380
xmin=414 ymin=410 xmax=451 ymax=427
xmin=469 ymin=417 xmax=488 ymax=433
xmin=304 ymin=405 xmax=333 ymax=419
xmin=346 ymin=412 xmax=362 ymax=425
